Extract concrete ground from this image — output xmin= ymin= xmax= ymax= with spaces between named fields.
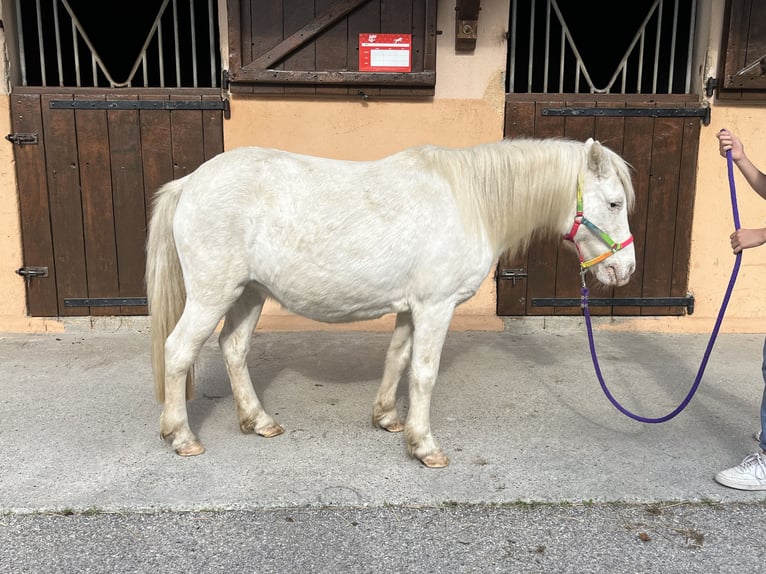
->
xmin=1 ymin=319 xmax=765 ymax=573
xmin=1 ymin=318 xmax=765 ymax=512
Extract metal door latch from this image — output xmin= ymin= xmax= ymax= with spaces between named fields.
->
xmin=16 ymin=266 xmax=48 ymax=278
xmin=498 ymin=268 xmax=528 ymax=285
xmin=5 ymin=133 xmax=38 ymax=145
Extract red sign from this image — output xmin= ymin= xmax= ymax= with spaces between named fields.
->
xmin=359 ymin=33 xmax=412 ymax=72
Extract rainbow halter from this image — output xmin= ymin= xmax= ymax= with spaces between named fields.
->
xmin=562 ymin=174 xmax=634 ymax=275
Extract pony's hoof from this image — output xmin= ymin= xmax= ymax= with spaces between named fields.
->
xmin=372 ymin=411 xmax=404 ymax=433
xmin=380 ymin=420 xmax=405 ymax=433
xmin=174 ymin=441 xmax=205 ymax=457
xmin=420 ymin=451 xmax=450 ymax=468
xmin=240 ymin=420 xmax=284 ymax=437
xmin=257 ymin=423 xmax=285 ymax=438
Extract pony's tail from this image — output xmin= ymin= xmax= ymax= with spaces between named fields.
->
xmin=146 ymin=177 xmax=194 ymax=403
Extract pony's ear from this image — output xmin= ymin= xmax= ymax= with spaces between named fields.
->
xmin=586 ymin=139 xmax=609 ymax=176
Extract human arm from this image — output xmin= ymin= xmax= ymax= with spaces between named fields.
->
xmin=717 ymin=129 xmax=766 ymax=200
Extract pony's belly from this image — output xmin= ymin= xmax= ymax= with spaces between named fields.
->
xmin=267 ymin=288 xmax=406 ymax=323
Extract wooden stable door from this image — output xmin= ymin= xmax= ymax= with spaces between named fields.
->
xmin=10 ymin=88 xmax=225 ymax=317
xmin=497 ymin=94 xmax=703 ymax=317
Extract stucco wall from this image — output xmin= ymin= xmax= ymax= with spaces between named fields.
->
xmin=1 ymin=0 xmax=765 ymax=335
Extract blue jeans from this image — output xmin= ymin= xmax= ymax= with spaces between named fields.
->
xmin=761 ymin=338 xmax=766 ymax=452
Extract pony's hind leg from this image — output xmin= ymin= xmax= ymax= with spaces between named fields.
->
xmin=372 ymin=311 xmax=413 ymax=433
xmin=161 ymin=299 xmax=230 ymax=456
xmin=219 ymin=285 xmax=284 ymax=438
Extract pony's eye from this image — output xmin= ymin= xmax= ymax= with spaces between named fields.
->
xmin=609 ymin=201 xmax=621 ymax=210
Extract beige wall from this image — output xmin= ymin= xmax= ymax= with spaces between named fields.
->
xmin=1 ymin=0 xmax=765 ymax=335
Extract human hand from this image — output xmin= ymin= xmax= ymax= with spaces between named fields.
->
xmin=730 ymin=227 xmax=766 ymax=253
xmin=717 ymin=129 xmax=744 ymax=161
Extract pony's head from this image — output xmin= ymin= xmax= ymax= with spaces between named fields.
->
xmin=563 ymin=138 xmax=636 ymax=287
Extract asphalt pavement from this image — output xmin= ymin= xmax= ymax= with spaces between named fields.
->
xmin=1 ymin=318 xmax=764 ymax=572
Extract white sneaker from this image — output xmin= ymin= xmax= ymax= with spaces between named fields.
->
xmin=715 ymin=452 xmax=766 ymax=491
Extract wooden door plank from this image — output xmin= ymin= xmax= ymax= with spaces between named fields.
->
xmin=170 ymin=96 xmax=206 ymax=180
xmin=620 ymin=104 xmax=654 ymax=316
xmin=201 ymin=95 xmax=225 ymax=161
xmin=555 ymin=100 xmax=595 ymax=316
xmin=108 ymin=94 xmax=149 ymax=314
xmin=139 ymin=95 xmax=175 ymax=220
xmin=671 ymin=110 xmax=701 ymax=312
xmin=11 ymin=93 xmax=59 ymax=316
xmin=525 ymin=100 xmax=565 ymax=315
xmin=378 ymin=0 xmax=414 ymax=97
xmin=248 ymin=0 xmax=285 ymax=94
xmin=592 ymin=101 xmax=630 ymax=314
xmin=41 ymin=93 xmax=88 ymax=316
xmin=348 ymin=0 xmax=381 ymax=96
xmin=284 ymin=0 xmax=318 ymax=95
xmin=642 ymin=116 xmax=684 ymax=315
xmin=75 ymin=93 xmax=120 ymax=316
xmin=497 ymin=100 xmax=536 ymax=316
xmin=139 ymin=100 xmax=173 ymax=314
xmin=411 ymin=0 xmax=426 ymax=74
xmin=316 ymin=0 xmax=351 ymax=95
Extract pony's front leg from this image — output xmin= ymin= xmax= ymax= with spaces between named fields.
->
xmin=405 ymin=305 xmax=453 ymax=468
xmin=372 ymin=311 xmax=413 ymax=433
xmin=220 ymin=287 xmax=284 ymax=438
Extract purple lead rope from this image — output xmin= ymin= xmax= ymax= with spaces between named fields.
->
xmin=583 ymin=149 xmax=742 ymax=423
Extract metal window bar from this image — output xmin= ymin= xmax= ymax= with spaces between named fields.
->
xmin=190 ymin=0 xmax=198 ymax=87
xmin=53 ymin=0 xmax=63 ymax=86
xmin=527 ymin=0 xmax=535 ymax=93
xmin=15 ymin=0 xmax=27 ymax=85
xmin=14 ymin=0 xmax=219 ymax=88
xmin=543 ymin=0 xmax=550 ymax=93
xmin=208 ymin=0 xmax=216 ymax=87
xmin=508 ymin=0 xmax=517 ymax=91
xmin=685 ymin=0 xmax=697 ymax=92
xmin=668 ymin=0 xmax=678 ymax=94
xmin=173 ymin=0 xmax=181 ymax=87
xmin=652 ymin=0 xmax=662 ymax=93
xmin=35 ymin=0 xmax=45 ymax=86
xmin=158 ymin=17 xmax=166 ymax=86
xmin=70 ymin=8 xmax=80 ymax=86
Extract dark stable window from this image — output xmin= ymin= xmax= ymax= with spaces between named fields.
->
xmin=14 ymin=0 xmax=220 ymax=88
xmin=718 ymin=0 xmax=766 ymax=101
xmin=506 ymin=0 xmax=696 ymax=95
xmin=226 ymin=0 xmax=438 ymax=97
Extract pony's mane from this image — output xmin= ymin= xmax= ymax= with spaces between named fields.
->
xmin=417 ymin=138 xmax=634 ymax=258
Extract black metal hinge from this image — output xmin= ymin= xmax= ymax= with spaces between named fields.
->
xmin=542 ymin=106 xmax=711 ymax=126
xmin=64 ymin=298 xmax=148 ymax=307
xmin=50 ymin=100 xmax=226 ymax=111
xmin=532 ymin=294 xmax=695 ymax=315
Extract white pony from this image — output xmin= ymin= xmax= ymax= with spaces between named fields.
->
xmin=146 ymin=138 xmax=635 ymax=467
